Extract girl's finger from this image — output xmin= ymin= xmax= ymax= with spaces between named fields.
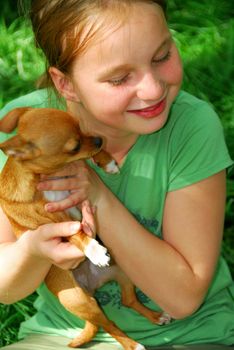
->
xmin=45 ymin=191 xmax=84 ymax=212
xmin=53 ymin=241 xmax=85 ymax=259
xmin=35 ymin=221 xmax=82 ymax=240
xmin=81 ymin=200 xmax=96 ymax=236
xmin=41 ymin=161 xmax=85 ymax=179
xmin=37 ymin=175 xmax=80 ymax=191
xmin=48 ymin=242 xmax=86 ymax=269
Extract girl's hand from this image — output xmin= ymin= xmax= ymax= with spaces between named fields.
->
xmin=19 ymin=201 xmax=96 ymax=270
xmin=37 ymin=160 xmax=103 ymax=212
xmin=19 ymin=221 xmax=84 ymax=270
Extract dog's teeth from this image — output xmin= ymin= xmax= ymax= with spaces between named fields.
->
xmin=84 ymin=239 xmax=110 ymax=267
xmin=105 ymin=160 xmax=119 ymax=174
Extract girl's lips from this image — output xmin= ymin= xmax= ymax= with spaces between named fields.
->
xmin=127 ymin=98 xmax=166 ymax=118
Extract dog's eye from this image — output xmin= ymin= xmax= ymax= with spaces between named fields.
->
xmin=71 ymin=141 xmax=81 ymax=153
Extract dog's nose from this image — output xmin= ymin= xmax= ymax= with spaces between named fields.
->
xmin=93 ymin=137 xmax=103 ymax=148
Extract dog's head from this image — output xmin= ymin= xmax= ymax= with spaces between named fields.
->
xmin=0 ymin=107 xmax=103 ymax=173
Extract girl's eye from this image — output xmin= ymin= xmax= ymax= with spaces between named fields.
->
xmin=153 ymin=50 xmax=171 ymax=64
xmin=109 ymin=74 xmax=129 ymax=86
xmin=107 ymin=51 xmax=171 ymax=87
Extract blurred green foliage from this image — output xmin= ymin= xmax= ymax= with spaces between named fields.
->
xmin=0 ymin=19 xmax=44 ymax=108
xmin=0 ymin=0 xmax=233 ymax=347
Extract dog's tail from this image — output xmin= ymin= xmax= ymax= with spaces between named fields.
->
xmin=0 ymin=107 xmax=32 ymax=133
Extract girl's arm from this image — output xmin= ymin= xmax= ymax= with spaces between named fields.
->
xmin=40 ymin=163 xmax=226 ymax=319
xmin=0 ymin=207 xmax=88 ymax=304
xmin=96 ymin=170 xmax=226 ymax=319
xmin=0 ymin=208 xmax=50 ymax=304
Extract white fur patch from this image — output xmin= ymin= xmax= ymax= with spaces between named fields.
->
xmin=65 ymin=206 xmax=82 ymax=221
xmin=43 ymin=190 xmax=70 ymax=202
xmin=84 ymin=239 xmax=110 ymax=267
xmin=135 ymin=344 xmax=146 ymax=350
xmin=105 ymin=160 xmax=119 ymax=174
xmin=158 ymin=311 xmax=172 ymax=325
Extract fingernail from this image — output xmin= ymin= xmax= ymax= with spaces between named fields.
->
xmin=91 ymin=206 xmax=97 ymax=214
xmin=86 ymin=205 xmax=92 ymax=214
xmin=70 ymin=222 xmax=81 ymax=234
xmin=37 ymin=183 xmax=43 ymax=190
xmin=45 ymin=204 xmax=55 ymax=212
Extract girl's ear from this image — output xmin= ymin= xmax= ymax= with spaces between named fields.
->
xmin=49 ymin=67 xmax=80 ymax=102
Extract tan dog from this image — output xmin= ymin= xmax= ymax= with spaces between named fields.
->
xmin=0 ymin=108 xmax=170 ymax=350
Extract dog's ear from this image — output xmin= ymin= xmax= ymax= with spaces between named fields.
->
xmin=0 ymin=135 xmax=41 ymax=160
xmin=0 ymin=107 xmax=32 ymax=133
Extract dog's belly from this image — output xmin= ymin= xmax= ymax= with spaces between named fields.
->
xmin=72 ymin=260 xmax=118 ymax=295
xmin=43 ymin=190 xmax=82 ymax=220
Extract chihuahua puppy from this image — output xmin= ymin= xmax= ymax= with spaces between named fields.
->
xmin=0 ymin=108 xmax=170 ymax=350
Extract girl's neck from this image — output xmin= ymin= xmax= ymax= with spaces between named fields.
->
xmin=67 ymin=103 xmax=139 ymax=165
xmin=104 ymin=133 xmax=138 ymax=165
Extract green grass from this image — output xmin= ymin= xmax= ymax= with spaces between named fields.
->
xmin=0 ymin=295 xmax=36 ymax=347
xmin=0 ymin=0 xmax=233 ymax=347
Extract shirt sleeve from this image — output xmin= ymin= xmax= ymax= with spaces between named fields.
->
xmin=167 ymin=101 xmax=233 ymax=191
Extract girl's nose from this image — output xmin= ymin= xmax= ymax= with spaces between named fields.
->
xmin=136 ymin=72 xmax=165 ymax=101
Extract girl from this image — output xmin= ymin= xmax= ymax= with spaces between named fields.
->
xmin=0 ymin=1 xmax=233 ymax=349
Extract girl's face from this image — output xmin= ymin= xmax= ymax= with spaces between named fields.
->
xmin=62 ymin=3 xmax=183 ymax=137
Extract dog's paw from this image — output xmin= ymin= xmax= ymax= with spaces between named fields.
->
xmin=105 ymin=160 xmax=119 ymax=174
xmin=84 ymin=239 xmax=110 ymax=267
xmin=158 ymin=311 xmax=172 ymax=325
xmin=135 ymin=344 xmax=146 ymax=350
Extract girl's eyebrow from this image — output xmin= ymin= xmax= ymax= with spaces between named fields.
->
xmin=98 ymin=64 xmax=132 ymax=80
xmin=98 ymin=34 xmax=172 ymax=80
xmin=153 ymin=34 xmax=172 ymax=56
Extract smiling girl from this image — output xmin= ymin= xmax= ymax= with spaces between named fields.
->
xmin=0 ymin=1 xmax=233 ymax=349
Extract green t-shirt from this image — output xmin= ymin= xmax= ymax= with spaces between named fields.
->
xmin=0 ymin=89 xmax=233 ymax=346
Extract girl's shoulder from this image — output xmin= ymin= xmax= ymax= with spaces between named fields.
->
xmin=0 ymin=89 xmax=64 ymax=120
xmin=170 ymin=90 xmax=220 ymax=125
xmin=164 ymin=90 xmax=226 ymax=147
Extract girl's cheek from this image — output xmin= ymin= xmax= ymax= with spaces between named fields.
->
xmin=159 ymin=45 xmax=183 ymax=85
xmin=98 ymin=87 xmax=133 ymax=113
xmin=170 ymin=51 xmax=183 ymax=83
xmin=160 ymin=58 xmax=183 ymax=86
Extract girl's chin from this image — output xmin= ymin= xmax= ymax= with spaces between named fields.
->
xmin=128 ymin=110 xmax=169 ymax=134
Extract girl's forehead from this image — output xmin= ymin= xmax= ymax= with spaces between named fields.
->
xmin=79 ymin=3 xmax=165 ymax=50
xmin=112 ymin=3 xmax=163 ymax=28
xmin=74 ymin=4 xmax=168 ymax=69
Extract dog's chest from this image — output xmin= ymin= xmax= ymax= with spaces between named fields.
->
xmin=43 ymin=190 xmax=82 ymax=220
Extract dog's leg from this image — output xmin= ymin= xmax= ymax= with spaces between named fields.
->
xmin=92 ymin=150 xmax=119 ymax=174
xmin=68 ymin=321 xmax=98 ymax=348
xmin=68 ymin=230 xmax=110 ymax=267
xmin=101 ymin=321 xmax=146 ymax=350
xmin=0 ymin=107 xmax=31 ymax=133
xmin=68 ymin=299 xmax=145 ymax=350
xmin=45 ymin=266 xmax=101 ymax=347
xmin=46 ymin=266 xmax=145 ymax=350
xmin=68 ymin=319 xmax=146 ymax=350
xmin=115 ymin=270 xmax=171 ymax=325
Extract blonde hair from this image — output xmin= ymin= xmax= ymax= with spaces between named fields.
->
xmin=28 ymin=0 xmax=167 ymax=88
